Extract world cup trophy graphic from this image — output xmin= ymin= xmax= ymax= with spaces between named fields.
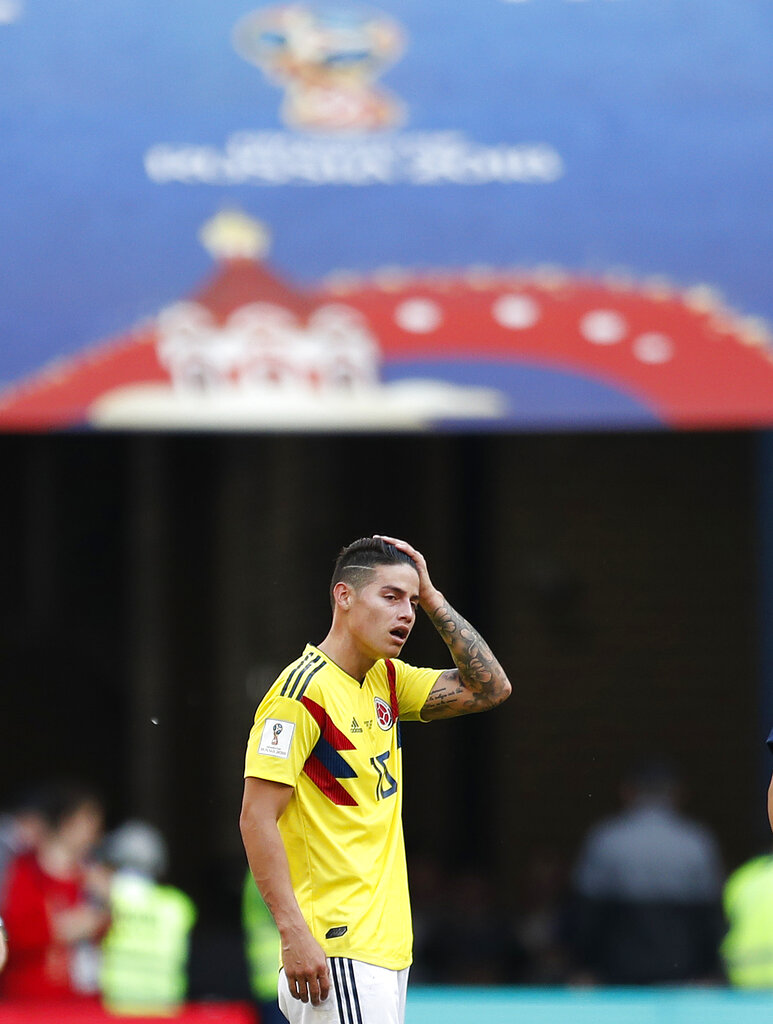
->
xmin=233 ymin=3 xmax=405 ymax=134
xmin=271 ymin=722 xmax=284 ymax=746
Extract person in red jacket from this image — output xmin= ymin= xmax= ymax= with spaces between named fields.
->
xmin=0 ymin=782 xmax=108 ymax=1001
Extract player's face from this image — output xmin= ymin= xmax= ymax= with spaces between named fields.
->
xmin=347 ymin=562 xmax=420 ymax=661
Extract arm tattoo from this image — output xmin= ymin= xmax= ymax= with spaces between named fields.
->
xmin=423 ymin=600 xmax=510 ymax=718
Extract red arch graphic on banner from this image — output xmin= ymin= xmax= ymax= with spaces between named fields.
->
xmin=1 ymin=251 xmax=771 ymax=431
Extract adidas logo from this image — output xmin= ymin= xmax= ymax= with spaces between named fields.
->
xmin=350 ymin=717 xmax=363 ymax=734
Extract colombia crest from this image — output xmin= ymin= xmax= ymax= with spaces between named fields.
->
xmin=374 ymin=696 xmax=394 ymax=731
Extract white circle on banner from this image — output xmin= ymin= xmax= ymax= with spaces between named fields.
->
xmin=633 ymin=333 xmax=674 ymax=364
xmin=395 ymin=298 xmax=443 ymax=333
xmin=492 ymin=294 xmax=540 ymax=330
xmin=580 ymin=310 xmax=628 ymax=345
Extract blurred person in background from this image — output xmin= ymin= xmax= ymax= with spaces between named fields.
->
xmin=512 ymin=846 xmax=572 ymax=984
xmin=721 ymin=849 xmax=773 ymax=987
xmin=428 ymin=868 xmax=520 ymax=985
xmin=243 ymin=872 xmax=283 ymax=1024
xmin=723 ymin=727 xmax=773 ymax=989
xmin=0 ymin=786 xmax=49 ymax=900
xmin=404 ymin=853 xmax=447 ymax=983
xmin=0 ymin=787 xmax=48 ymax=980
xmin=569 ymin=757 xmax=724 ymax=985
xmin=99 ymin=820 xmax=196 ymax=1016
xmin=0 ymin=781 xmax=108 ymax=1001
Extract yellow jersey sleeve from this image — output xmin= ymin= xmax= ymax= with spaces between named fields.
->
xmin=244 ymin=692 xmax=320 ymax=786
xmin=393 ymin=659 xmax=444 ymax=722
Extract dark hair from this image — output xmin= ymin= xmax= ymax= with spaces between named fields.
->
xmin=330 ymin=537 xmax=417 ymax=608
xmin=8 ymin=784 xmax=51 ymax=817
xmin=36 ymin=781 xmax=103 ymax=830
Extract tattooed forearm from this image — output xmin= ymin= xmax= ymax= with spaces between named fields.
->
xmin=430 ymin=602 xmax=497 ymax=690
xmin=422 ymin=600 xmax=511 ymax=719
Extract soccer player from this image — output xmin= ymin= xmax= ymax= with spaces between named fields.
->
xmin=240 ymin=535 xmax=511 ymax=1024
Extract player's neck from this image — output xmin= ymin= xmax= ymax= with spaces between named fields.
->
xmin=317 ymin=628 xmax=376 ymax=683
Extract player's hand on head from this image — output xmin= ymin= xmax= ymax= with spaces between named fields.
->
xmin=373 ymin=534 xmax=429 ymax=579
xmin=373 ymin=535 xmax=442 ymax=611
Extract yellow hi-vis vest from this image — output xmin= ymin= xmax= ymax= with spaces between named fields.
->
xmin=721 ymin=855 xmax=773 ymax=988
xmin=100 ymin=872 xmax=197 ymax=1015
xmin=242 ymin=872 xmax=281 ymax=1003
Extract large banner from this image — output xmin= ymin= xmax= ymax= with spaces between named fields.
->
xmin=1 ymin=0 xmax=771 ymax=431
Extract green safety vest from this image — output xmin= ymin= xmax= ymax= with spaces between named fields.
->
xmin=242 ymin=872 xmax=281 ymax=1003
xmin=100 ymin=872 xmax=197 ymax=1015
xmin=721 ymin=855 xmax=773 ymax=988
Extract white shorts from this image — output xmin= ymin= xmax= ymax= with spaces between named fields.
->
xmin=278 ymin=958 xmax=409 ymax=1024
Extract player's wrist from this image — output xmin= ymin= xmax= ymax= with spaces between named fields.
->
xmin=277 ymin=912 xmax=313 ymax=942
xmin=420 ymin=589 xmax=445 ymax=616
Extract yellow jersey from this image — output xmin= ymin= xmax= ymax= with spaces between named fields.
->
xmin=244 ymin=644 xmax=442 ymax=971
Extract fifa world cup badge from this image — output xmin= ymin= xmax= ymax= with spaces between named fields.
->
xmin=259 ymin=718 xmax=295 ymax=758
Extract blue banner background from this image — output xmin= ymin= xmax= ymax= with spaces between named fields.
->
xmin=3 ymin=0 xmax=771 ymax=392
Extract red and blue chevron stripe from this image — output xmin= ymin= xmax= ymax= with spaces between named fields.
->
xmin=301 ymin=696 xmax=358 ymax=807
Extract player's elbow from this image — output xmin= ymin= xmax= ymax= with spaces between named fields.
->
xmin=495 ymin=674 xmax=512 ymax=707
xmin=239 ymin=802 xmax=255 ymax=845
xmin=239 ymin=785 xmax=263 ymax=843
xmin=240 ymin=778 xmax=292 ymax=841
xmin=484 ymin=671 xmax=511 ymax=710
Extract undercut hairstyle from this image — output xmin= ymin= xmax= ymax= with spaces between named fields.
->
xmin=330 ymin=537 xmax=417 ymax=608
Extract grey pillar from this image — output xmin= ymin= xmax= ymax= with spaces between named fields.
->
xmin=127 ymin=436 xmax=172 ymax=825
xmin=213 ymin=437 xmax=307 ymax=861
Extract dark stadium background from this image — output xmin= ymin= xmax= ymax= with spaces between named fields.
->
xmin=0 ymin=431 xmax=765 ymax=980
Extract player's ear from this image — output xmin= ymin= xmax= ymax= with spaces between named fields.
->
xmin=332 ymin=581 xmax=353 ymax=611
